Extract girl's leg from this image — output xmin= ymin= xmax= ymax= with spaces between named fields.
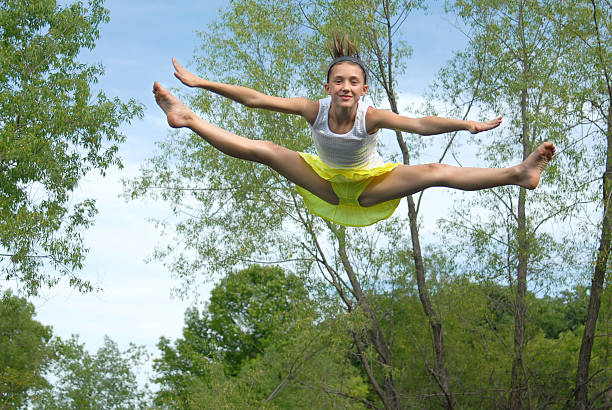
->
xmin=359 ymin=142 xmax=555 ymax=207
xmin=153 ymin=82 xmax=339 ymax=204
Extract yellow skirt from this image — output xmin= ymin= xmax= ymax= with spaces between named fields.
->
xmin=296 ymin=153 xmax=401 ymax=227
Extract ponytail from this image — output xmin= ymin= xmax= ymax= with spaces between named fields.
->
xmin=326 ymin=34 xmax=368 ymax=84
xmin=327 ymin=34 xmax=361 ymax=59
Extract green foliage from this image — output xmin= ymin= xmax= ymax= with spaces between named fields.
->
xmin=33 ymin=335 xmax=151 ymax=409
xmin=149 ymin=267 xmax=596 ymax=408
xmin=531 ymin=286 xmax=589 ymax=339
xmin=434 ymin=278 xmax=515 ymax=407
xmin=1 ymin=290 xmax=150 ymax=409
xmin=206 ymin=265 xmax=311 ymax=375
xmin=153 ymin=265 xmax=309 ymax=404
xmin=428 ymin=277 xmax=586 ymax=407
xmin=186 ymin=318 xmax=370 ymax=410
xmin=126 ymin=0 xmax=611 ymax=406
xmin=0 ymin=290 xmax=54 ymax=408
xmin=125 ymin=0 xmax=327 ymax=294
xmin=526 ymin=329 xmax=582 ymax=407
xmin=0 ymin=0 xmax=142 ymax=295
xmin=153 ymin=265 xmax=371 ymax=409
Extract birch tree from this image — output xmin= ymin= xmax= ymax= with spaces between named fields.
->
xmin=552 ymin=0 xmax=612 ymax=406
xmin=438 ymin=0 xmax=586 ymax=407
xmin=125 ymin=0 xmax=462 ymax=407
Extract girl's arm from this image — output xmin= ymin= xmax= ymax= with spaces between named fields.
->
xmin=173 ymin=58 xmax=319 ymax=124
xmin=366 ymin=107 xmax=502 ymax=135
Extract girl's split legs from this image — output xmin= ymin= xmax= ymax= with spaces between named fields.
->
xmin=359 ymin=143 xmax=556 ymax=207
xmin=154 ymin=82 xmax=555 ymax=210
xmin=153 ymin=82 xmax=340 ymax=204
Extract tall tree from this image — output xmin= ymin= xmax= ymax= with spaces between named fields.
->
xmin=0 ymin=290 xmax=54 ymax=408
xmin=127 ymin=0 xmax=466 ymax=407
xmin=555 ymin=0 xmax=612 ymax=406
xmin=0 ymin=0 xmax=142 ymax=295
xmin=439 ymin=0 xmax=586 ymax=407
xmin=296 ymin=0 xmax=456 ymax=405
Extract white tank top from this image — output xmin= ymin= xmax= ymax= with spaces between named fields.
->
xmin=310 ymin=96 xmax=384 ymax=169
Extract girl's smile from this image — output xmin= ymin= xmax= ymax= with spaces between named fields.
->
xmin=324 ymin=61 xmax=368 ymax=108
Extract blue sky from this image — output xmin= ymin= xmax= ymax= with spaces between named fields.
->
xmin=31 ymin=0 xmax=472 ymax=376
xmin=33 ymin=0 xmax=231 ymax=356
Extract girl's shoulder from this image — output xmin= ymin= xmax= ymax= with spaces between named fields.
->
xmin=279 ymin=97 xmax=319 ymax=125
xmin=364 ymin=105 xmax=381 ymax=117
xmin=364 ymin=106 xmax=388 ymax=135
xmin=364 ymin=105 xmax=382 ymax=121
xmin=301 ymin=98 xmax=321 ymax=126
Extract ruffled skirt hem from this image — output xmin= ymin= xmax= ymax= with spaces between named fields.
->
xmin=295 ymin=153 xmax=401 ymax=227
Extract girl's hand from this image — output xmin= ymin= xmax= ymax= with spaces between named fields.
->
xmin=172 ymin=57 xmax=202 ymax=87
xmin=468 ymin=116 xmax=503 ymax=134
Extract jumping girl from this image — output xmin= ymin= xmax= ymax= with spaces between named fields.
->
xmin=153 ymin=36 xmax=555 ymax=227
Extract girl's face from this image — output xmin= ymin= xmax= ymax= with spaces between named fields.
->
xmin=324 ymin=62 xmax=368 ymax=108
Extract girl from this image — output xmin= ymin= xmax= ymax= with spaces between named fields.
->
xmin=153 ymin=37 xmax=555 ymax=227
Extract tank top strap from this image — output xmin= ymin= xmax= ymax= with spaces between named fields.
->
xmin=355 ymin=99 xmax=374 ymax=137
xmin=313 ymin=97 xmax=331 ymax=130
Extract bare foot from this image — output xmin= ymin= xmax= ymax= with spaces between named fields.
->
xmin=517 ymin=142 xmax=556 ymax=189
xmin=153 ymin=81 xmax=195 ymax=128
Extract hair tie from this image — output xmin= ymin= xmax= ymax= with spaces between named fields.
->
xmin=326 ymin=56 xmax=368 ymax=84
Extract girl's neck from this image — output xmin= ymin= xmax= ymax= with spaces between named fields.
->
xmin=328 ymin=102 xmax=358 ymax=134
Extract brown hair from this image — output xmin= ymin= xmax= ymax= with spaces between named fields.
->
xmin=327 ymin=34 xmax=361 ymax=59
xmin=326 ymin=34 xmax=368 ymax=83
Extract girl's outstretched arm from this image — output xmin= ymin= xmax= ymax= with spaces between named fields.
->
xmin=172 ymin=58 xmax=319 ymax=124
xmin=366 ymin=107 xmax=502 ymax=136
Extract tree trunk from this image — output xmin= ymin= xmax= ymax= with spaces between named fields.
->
xmin=575 ymin=104 xmax=612 ymax=409
xmin=510 ymin=185 xmax=528 ymax=409
xmin=407 ymin=194 xmax=455 ymax=409
xmin=365 ymin=4 xmax=454 ymax=403
xmin=335 ymin=226 xmax=402 ymax=409
xmin=510 ymin=6 xmax=533 ymax=407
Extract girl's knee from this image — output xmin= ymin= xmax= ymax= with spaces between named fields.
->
xmin=426 ymin=163 xmax=452 ymax=183
xmin=426 ymin=162 xmax=448 ymax=173
xmin=250 ymin=140 xmax=282 ymax=164
xmin=358 ymin=193 xmax=377 ymax=207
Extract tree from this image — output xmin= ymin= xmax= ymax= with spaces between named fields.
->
xmin=206 ymin=265 xmax=312 ymax=374
xmin=0 ymin=290 xmax=54 ymax=408
xmin=438 ymin=0 xmax=587 ymax=406
xmin=554 ymin=1 xmax=612 ymax=406
xmin=126 ymin=0 xmax=462 ymax=407
xmin=0 ymin=0 xmax=142 ymax=295
xmin=342 ymin=1 xmax=455 ymax=406
xmin=34 ymin=335 xmax=151 ymax=409
xmin=153 ymin=265 xmax=319 ymax=407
